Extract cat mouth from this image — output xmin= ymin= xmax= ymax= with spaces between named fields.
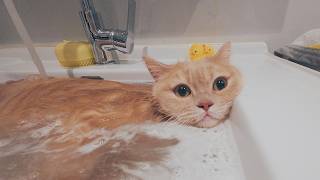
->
xmin=200 ymin=114 xmax=214 ymax=122
xmin=193 ymin=113 xmax=220 ymax=128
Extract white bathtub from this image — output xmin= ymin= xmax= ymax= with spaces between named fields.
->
xmin=0 ymin=42 xmax=319 ymax=180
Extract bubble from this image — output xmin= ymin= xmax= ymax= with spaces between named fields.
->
xmin=99 ymin=138 xmax=106 ymax=145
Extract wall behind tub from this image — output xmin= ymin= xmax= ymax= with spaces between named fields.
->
xmin=1 ymin=0 xmax=320 ymax=51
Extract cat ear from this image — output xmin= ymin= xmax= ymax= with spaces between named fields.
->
xmin=207 ymin=42 xmax=231 ymax=63
xmin=143 ymin=56 xmax=172 ymax=80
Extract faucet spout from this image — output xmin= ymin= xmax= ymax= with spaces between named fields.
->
xmin=79 ymin=0 xmax=135 ymax=64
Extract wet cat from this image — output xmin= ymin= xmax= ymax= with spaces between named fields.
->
xmin=0 ymin=42 xmax=242 ymax=135
xmin=0 ymin=42 xmax=242 ymax=179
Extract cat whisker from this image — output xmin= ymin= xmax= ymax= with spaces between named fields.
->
xmin=173 ymin=114 xmax=198 ymax=127
xmin=161 ymin=113 xmax=194 ymax=128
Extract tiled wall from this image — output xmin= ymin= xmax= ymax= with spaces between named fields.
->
xmin=1 ymin=0 xmax=320 ymax=51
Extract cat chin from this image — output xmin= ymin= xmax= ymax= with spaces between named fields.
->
xmin=194 ymin=116 xmax=221 ymax=128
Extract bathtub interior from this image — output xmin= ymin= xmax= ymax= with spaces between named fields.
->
xmin=230 ymin=51 xmax=320 ymax=180
xmin=0 ymin=42 xmax=319 ymax=180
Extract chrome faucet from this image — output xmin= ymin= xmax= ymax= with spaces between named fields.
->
xmin=79 ymin=0 xmax=135 ymax=64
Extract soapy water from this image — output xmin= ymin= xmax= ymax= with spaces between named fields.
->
xmin=0 ymin=119 xmax=245 ymax=180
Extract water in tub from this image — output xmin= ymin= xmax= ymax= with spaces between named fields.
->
xmin=0 ymin=117 xmax=244 ymax=179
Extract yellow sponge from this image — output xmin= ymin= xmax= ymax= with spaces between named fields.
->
xmin=189 ymin=43 xmax=216 ymax=61
xmin=55 ymin=41 xmax=95 ymax=68
xmin=307 ymin=44 xmax=320 ymax=49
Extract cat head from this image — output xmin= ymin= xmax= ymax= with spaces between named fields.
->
xmin=144 ymin=42 xmax=242 ymax=128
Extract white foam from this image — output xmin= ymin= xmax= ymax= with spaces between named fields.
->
xmin=133 ymin=121 xmax=245 ymax=180
xmin=75 ymin=121 xmax=245 ymax=180
xmin=0 ymin=119 xmax=244 ymax=180
xmin=30 ymin=121 xmax=61 ymax=138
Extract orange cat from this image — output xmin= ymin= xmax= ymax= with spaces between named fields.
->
xmin=0 ymin=42 xmax=242 ymax=179
xmin=0 ymin=42 xmax=242 ymax=135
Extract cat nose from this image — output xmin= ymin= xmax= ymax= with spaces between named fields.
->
xmin=197 ymin=101 xmax=213 ymax=111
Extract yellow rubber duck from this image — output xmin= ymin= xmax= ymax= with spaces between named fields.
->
xmin=189 ymin=43 xmax=216 ymax=61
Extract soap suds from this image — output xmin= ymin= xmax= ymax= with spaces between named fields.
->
xmin=0 ymin=120 xmax=244 ymax=180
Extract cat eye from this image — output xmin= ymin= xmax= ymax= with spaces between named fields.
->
xmin=213 ymin=77 xmax=228 ymax=91
xmin=174 ymin=84 xmax=191 ymax=97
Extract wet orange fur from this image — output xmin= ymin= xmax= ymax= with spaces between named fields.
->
xmin=0 ymin=78 xmax=157 ymax=135
xmin=0 ymin=42 xmax=242 ymax=179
